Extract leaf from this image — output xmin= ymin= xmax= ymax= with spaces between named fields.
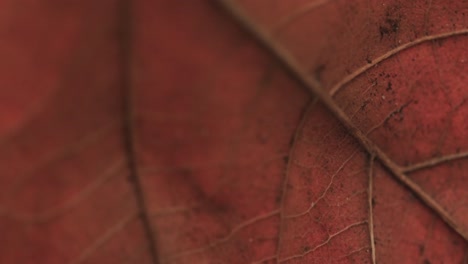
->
xmin=0 ymin=0 xmax=467 ymax=264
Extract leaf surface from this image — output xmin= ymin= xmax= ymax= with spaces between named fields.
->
xmin=0 ymin=0 xmax=467 ymax=263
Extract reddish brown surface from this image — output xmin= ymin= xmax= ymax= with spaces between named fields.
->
xmin=0 ymin=0 xmax=467 ymax=263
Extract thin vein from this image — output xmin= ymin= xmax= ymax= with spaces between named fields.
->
xmin=365 ymin=101 xmax=412 ymax=136
xmin=2 ymin=121 xmax=118 ymax=202
xmin=276 ymin=99 xmax=317 ymax=263
xmin=279 ymin=221 xmax=367 ymax=263
xmin=329 ymin=30 xmax=468 ymax=96
xmin=403 ymin=150 xmax=468 ymax=173
xmin=327 ymin=188 xmax=366 ymax=207
xmin=164 ymin=209 xmax=280 ymax=261
xmin=368 ymin=155 xmax=376 ymax=264
xmin=284 ymin=150 xmax=358 ymax=218
xmin=291 ymin=128 xmax=354 ymax=169
xmin=0 ymin=159 xmax=126 ymax=223
xmin=337 ymin=246 xmax=371 ymax=260
xmin=217 ymin=0 xmax=468 ymax=241
xmin=69 ymin=211 xmax=138 ymax=264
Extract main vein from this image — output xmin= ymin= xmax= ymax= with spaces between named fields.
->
xmin=119 ymin=0 xmax=159 ymax=263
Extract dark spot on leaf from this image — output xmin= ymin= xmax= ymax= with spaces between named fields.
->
xmin=360 ymin=100 xmax=371 ymax=111
xmin=387 ymin=18 xmax=400 ymax=32
xmin=283 ymin=156 xmax=289 ymax=164
xmin=379 ymin=6 xmax=402 ymax=39
xmin=423 ymin=259 xmax=431 ymax=264
xmin=419 ymin=244 xmax=425 ymax=255
xmin=381 ymin=21 xmax=401 ymax=39
xmin=386 ymin=82 xmax=392 ymax=92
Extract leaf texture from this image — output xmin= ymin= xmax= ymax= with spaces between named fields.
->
xmin=0 ymin=0 xmax=467 ymax=264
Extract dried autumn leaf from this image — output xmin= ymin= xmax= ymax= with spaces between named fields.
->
xmin=0 ymin=0 xmax=467 ymax=264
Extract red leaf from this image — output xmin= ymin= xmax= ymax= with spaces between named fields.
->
xmin=0 ymin=0 xmax=467 ymax=263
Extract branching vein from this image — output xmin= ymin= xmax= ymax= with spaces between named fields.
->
xmin=217 ymin=0 xmax=468 ymax=242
